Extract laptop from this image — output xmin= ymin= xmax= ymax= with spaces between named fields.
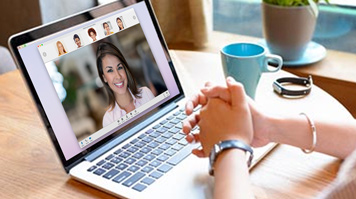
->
xmin=8 ymin=0 xmax=275 ymax=198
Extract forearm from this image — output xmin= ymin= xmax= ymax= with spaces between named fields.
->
xmin=269 ymin=115 xmax=356 ymax=159
xmin=214 ymin=149 xmax=255 ymax=199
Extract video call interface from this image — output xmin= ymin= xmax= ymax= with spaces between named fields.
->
xmin=37 ymin=8 xmax=169 ymax=148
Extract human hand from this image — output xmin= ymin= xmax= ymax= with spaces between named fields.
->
xmin=183 ymin=77 xmax=254 ymax=157
xmin=183 ymin=77 xmax=272 ymax=151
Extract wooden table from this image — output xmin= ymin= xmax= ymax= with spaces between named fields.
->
xmin=0 ymin=50 xmax=353 ymax=199
xmin=170 ymin=31 xmax=356 ymax=118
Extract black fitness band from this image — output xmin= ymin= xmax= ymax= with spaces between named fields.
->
xmin=273 ymin=75 xmax=313 ymax=96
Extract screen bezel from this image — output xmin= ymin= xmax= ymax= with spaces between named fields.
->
xmin=8 ymin=0 xmax=184 ymax=172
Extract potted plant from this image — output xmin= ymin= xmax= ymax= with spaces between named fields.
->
xmin=262 ymin=0 xmax=328 ymax=61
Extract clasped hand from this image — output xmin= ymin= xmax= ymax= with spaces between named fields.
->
xmin=182 ymin=77 xmax=271 ymax=157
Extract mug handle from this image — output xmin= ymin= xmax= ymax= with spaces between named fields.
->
xmin=262 ymin=54 xmax=283 ymax=72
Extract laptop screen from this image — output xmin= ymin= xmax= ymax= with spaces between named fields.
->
xmin=13 ymin=1 xmax=181 ymax=161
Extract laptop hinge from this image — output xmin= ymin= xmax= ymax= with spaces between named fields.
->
xmin=84 ymin=102 xmax=178 ymax=162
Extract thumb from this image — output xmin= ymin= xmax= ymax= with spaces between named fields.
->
xmin=226 ymin=77 xmax=246 ymax=108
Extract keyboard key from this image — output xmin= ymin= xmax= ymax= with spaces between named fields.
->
xmin=173 ymin=134 xmax=185 ymax=140
xmin=96 ymin=160 xmax=106 ymax=166
xmin=134 ymin=141 xmax=146 ymax=148
xmin=87 ymin=165 xmax=97 ymax=172
xmin=102 ymin=162 xmax=115 ymax=170
xmin=173 ymin=111 xmax=180 ymax=116
xmin=132 ymin=183 xmax=147 ymax=192
xmin=130 ymin=138 xmax=139 ymax=144
xmin=169 ymin=128 xmax=180 ymax=134
xmin=163 ymin=122 xmax=174 ymax=129
xmin=141 ymin=177 xmax=155 ymax=185
xmin=123 ymin=143 xmax=131 ymax=149
xmin=142 ymin=136 xmax=153 ymax=143
xmin=167 ymin=145 xmax=193 ymax=166
xmin=179 ymin=108 xmax=185 ymax=112
xmin=151 ymin=149 xmax=163 ymax=156
xmin=122 ymin=172 xmax=145 ymax=187
xmin=93 ymin=168 xmax=106 ymax=176
xmin=152 ymin=124 xmax=161 ymax=129
xmin=157 ymin=164 xmax=172 ymax=173
xmin=156 ymin=137 xmax=167 ymax=143
xmin=147 ymin=142 xmax=159 ymax=148
xmin=175 ymin=122 xmax=183 ymax=129
xmin=132 ymin=152 xmax=144 ymax=159
xmin=178 ymin=139 xmax=188 ymax=146
xmin=141 ymin=166 xmax=153 ymax=173
xmin=170 ymin=119 xmax=180 ymax=125
xmin=192 ymin=126 xmax=199 ymax=131
xmin=111 ymin=157 xmax=123 ymax=164
xmin=128 ymin=165 xmax=140 ymax=173
xmin=159 ymin=144 xmax=170 ymax=151
xmin=160 ymin=120 xmax=168 ymax=125
xmin=138 ymin=134 xmax=146 ymax=139
xmin=140 ymin=147 xmax=152 ymax=154
xmin=164 ymin=149 xmax=177 ymax=156
xmin=176 ymin=114 xmax=187 ymax=120
xmin=161 ymin=132 xmax=174 ymax=139
xmin=156 ymin=127 xmax=168 ymax=134
xmin=166 ymin=139 xmax=177 ymax=145
xmin=143 ymin=154 xmax=155 ymax=161
xmin=118 ymin=152 xmax=131 ymax=159
xmin=149 ymin=132 xmax=160 ymax=138
xmin=149 ymin=171 xmax=163 ymax=179
xmin=113 ymin=171 xmax=131 ymax=183
xmin=114 ymin=149 xmax=123 ymax=155
xmin=103 ymin=169 xmax=120 ymax=179
xmin=127 ymin=147 xmax=139 ymax=153
xmin=172 ymin=144 xmax=184 ymax=151
xmin=157 ymin=154 xmax=169 ymax=162
xmin=136 ymin=160 xmax=148 ymax=167
xmin=146 ymin=129 xmax=154 ymax=134
xmin=124 ymin=158 xmax=137 ymax=165
xmin=116 ymin=163 xmax=128 ymax=170
xmin=149 ymin=160 xmax=161 ymax=167
xmin=167 ymin=116 xmax=174 ymax=120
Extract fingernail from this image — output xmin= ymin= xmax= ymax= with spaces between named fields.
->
xmin=201 ymin=88 xmax=208 ymax=92
xmin=227 ymin=76 xmax=234 ymax=82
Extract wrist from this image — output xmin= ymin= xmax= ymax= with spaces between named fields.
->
xmin=267 ymin=115 xmax=282 ymax=143
xmin=209 ymin=140 xmax=253 ymax=175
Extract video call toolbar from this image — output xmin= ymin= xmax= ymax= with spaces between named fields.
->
xmin=37 ymin=8 xmax=138 ymax=64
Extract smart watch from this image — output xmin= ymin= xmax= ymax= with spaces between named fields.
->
xmin=273 ymin=75 xmax=313 ymax=97
xmin=209 ymin=140 xmax=253 ymax=176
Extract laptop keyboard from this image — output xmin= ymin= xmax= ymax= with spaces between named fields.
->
xmin=86 ymin=108 xmax=200 ymax=192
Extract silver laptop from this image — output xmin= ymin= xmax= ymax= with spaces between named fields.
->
xmin=8 ymin=1 xmax=274 ymax=198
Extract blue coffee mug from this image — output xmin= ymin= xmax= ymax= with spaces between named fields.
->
xmin=221 ymin=43 xmax=283 ymax=99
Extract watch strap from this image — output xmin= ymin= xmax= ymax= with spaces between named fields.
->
xmin=209 ymin=140 xmax=254 ymax=176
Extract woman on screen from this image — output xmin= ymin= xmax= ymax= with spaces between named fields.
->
xmin=56 ymin=41 xmax=67 ymax=56
xmin=96 ymin=42 xmax=155 ymax=127
xmin=116 ymin=17 xmax=124 ymax=30
xmin=88 ymin=28 xmax=97 ymax=42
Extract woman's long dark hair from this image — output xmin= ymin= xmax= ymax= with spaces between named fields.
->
xmin=96 ymin=42 xmax=141 ymax=111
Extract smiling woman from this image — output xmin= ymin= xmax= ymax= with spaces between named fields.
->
xmin=96 ymin=42 xmax=155 ymax=127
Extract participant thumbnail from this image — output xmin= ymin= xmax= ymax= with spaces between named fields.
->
xmin=102 ymin=21 xmax=114 ymax=36
xmin=56 ymin=41 xmax=67 ymax=56
xmin=116 ymin=16 xmax=125 ymax=30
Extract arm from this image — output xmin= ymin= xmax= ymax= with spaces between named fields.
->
xmin=269 ymin=115 xmax=356 ymax=159
xmin=184 ymin=77 xmax=255 ymax=199
xmin=185 ymin=80 xmax=356 ymax=159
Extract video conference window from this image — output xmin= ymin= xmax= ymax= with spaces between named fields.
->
xmin=44 ymin=23 xmax=167 ymax=144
